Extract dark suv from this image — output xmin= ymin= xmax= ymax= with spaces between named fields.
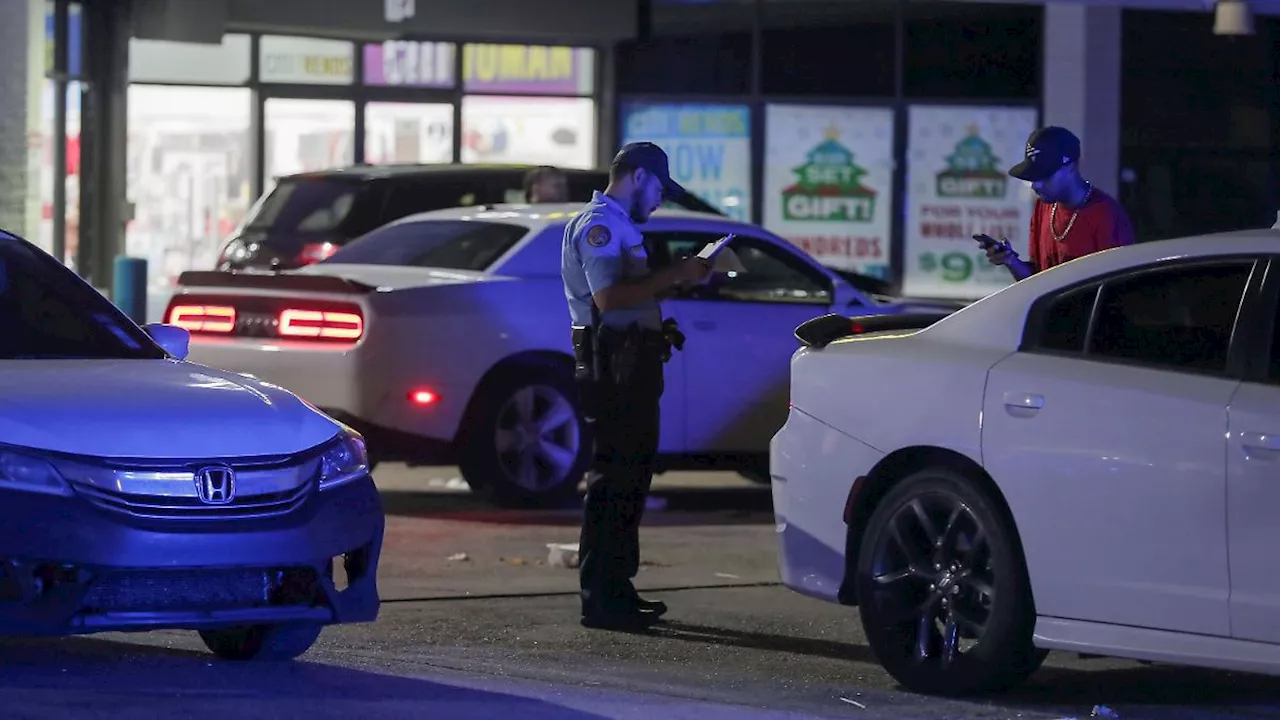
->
xmin=216 ymin=164 xmax=725 ymax=272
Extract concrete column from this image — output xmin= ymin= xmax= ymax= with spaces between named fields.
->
xmin=0 ymin=0 xmax=34 ymax=237
xmin=79 ymin=0 xmax=130 ymax=290
xmin=1042 ymin=2 xmax=1122 ymax=196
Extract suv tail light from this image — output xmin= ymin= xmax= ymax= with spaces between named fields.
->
xmin=296 ymin=242 xmax=339 ymax=265
xmin=279 ymin=308 xmax=364 ymax=340
xmin=168 ymin=304 xmax=236 ymax=333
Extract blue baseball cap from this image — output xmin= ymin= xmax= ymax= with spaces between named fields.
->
xmin=611 ymin=142 xmax=688 ymax=198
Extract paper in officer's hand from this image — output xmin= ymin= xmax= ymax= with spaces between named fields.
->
xmin=696 ymin=233 xmax=736 ymax=261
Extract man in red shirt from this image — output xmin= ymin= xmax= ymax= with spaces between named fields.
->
xmin=983 ymin=126 xmax=1135 ymax=280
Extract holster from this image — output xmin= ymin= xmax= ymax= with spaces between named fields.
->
xmin=598 ymin=325 xmax=643 ymax=387
xmin=571 ymin=324 xmax=599 ymax=422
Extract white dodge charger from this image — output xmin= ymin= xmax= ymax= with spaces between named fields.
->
xmin=772 ymin=225 xmax=1280 ymax=695
xmin=168 ymin=203 xmax=959 ymax=507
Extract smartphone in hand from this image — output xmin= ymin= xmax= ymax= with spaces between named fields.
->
xmin=973 ymin=233 xmax=1002 ymax=249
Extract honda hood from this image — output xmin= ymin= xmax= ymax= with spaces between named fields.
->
xmin=0 ymin=359 xmax=342 ymax=459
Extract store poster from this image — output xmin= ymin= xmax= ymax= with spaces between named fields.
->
xmin=460 ymin=96 xmax=596 ymax=170
xmin=903 ymin=105 xmax=1039 ymax=299
xmin=763 ymin=104 xmax=895 ymax=278
xmin=619 ymin=102 xmax=751 ymax=223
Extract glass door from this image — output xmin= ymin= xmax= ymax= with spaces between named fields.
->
xmin=363 ymin=102 xmax=454 ymax=165
xmin=262 ymin=98 xmax=356 ymax=189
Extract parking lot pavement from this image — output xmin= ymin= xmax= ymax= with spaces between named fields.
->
xmin=3 ymin=465 xmax=1280 ymax=719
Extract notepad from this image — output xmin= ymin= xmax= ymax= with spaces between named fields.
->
xmin=696 ymin=233 xmax=736 ymax=261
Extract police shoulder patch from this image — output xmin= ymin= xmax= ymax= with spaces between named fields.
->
xmin=585 ymin=224 xmax=612 ymax=248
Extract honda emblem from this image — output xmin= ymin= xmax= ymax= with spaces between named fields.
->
xmin=195 ymin=466 xmax=236 ymax=505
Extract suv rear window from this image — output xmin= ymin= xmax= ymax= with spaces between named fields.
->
xmin=243 ymin=179 xmax=363 ymax=233
xmin=324 ymin=220 xmax=529 ymax=271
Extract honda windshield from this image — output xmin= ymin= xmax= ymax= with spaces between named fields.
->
xmin=324 ymin=220 xmax=530 ymax=271
xmin=0 ymin=233 xmax=166 ymax=360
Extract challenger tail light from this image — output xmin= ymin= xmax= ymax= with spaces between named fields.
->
xmin=279 ymin=308 xmax=363 ymax=340
xmin=168 ymin=304 xmax=236 ymax=333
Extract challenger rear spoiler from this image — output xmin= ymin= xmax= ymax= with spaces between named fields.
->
xmin=175 ymin=270 xmax=378 ymax=295
xmin=795 ymin=312 xmax=951 ymax=350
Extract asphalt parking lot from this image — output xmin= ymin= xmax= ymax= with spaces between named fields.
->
xmin=3 ymin=465 xmax=1279 ymax=720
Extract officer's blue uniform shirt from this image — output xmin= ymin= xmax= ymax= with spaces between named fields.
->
xmin=561 ymin=191 xmax=663 ymax=331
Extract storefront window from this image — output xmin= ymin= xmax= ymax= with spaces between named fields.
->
xmin=125 ymin=85 xmax=253 ymax=296
xmin=33 ymin=2 xmax=84 ymax=260
xmin=263 ymin=98 xmax=356 ymax=185
xmin=35 ymin=82 xmax=81 ymax=263
xmin=460 ymin=95 xmax=596 ymax=169
xmin=364 ymin=102 xmax=453 ymax=165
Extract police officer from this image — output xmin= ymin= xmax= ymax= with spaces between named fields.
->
xmin=562 ymin=142 xmax=712 ymax=631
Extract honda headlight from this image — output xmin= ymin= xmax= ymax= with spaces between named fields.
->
xmin=318 ymin=431 xmax=369 ymax=491
xmin=0 ymin=449 xmax=72 ymax=497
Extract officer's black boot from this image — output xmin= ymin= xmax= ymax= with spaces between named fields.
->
xmin=625 ymin=584 xmax=668 ymax=617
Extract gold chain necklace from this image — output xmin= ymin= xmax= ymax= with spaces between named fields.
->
xmin=1049 ymin=181 xmax=1093 ymax=242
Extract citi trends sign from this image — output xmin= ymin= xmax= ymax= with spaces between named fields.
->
xmin=781 ymin=127 xmax=877 ymax=223
xmin=936 ymin=125 xmax=1008 ymax=199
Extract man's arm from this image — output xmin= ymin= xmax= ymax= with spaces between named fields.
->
xmin=1007 ymin=201 xmax=1042 ymax=281
xmin=594 ymin=267 xmax=690 ymax=311
xmin=578 ymin=223 xmax=694 ymax=313
xmin=1103 ymin=198 xmax=1137 ymax=250
xmin=1006 ymin=256 xmax=1036 ymax=281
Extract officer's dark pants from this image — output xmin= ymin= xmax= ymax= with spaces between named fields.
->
xmin=579 ymin=329 xmax=665 ymax=616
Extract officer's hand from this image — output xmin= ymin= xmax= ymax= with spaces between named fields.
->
xmin=673 ymin=256 xmax=712 ymax=284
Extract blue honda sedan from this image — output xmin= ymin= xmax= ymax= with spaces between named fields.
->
xmin=0 ymin=229 xmax=383 ymax=660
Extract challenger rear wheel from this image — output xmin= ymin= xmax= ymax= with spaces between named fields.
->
xmin=459 ymin=366 xmax=589 ymax=508
xmin=854 ymin=467 xmax=1045 ymax=696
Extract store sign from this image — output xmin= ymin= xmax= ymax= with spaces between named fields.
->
xmin=385 ymin=0 xmax=415 ymax=23
xmin=903 ymin=105 xmax=1038 ymax=299
xmin=130 ymin=35 xmax=252 ymax=85
xmin=763 ymin=104 xmax=895 ymax=277
xmin=259 ymin=36 xmax=354 ymax=85
xmin=462 ymin=44 xmax=595 ymax=95
xmin=620 ymin=102 xmax=751 ymax=223
xmin=364 ymin=41 xmax=455 ymax=87
xmin=460 ymin=96 xmax=596 ymax=170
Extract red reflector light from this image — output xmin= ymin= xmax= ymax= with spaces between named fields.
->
xmin=296 ymin=242 xmax=339 ymax=265
xmin=168 ymin=304 xmax=236 ymax=333
xmin=279 ymin=308 xmax=363 ymax=340
xmin=851 ymin=321 xmax=865 ymax=334
xmin=409 ymin=389 xmax=438 ymax=406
